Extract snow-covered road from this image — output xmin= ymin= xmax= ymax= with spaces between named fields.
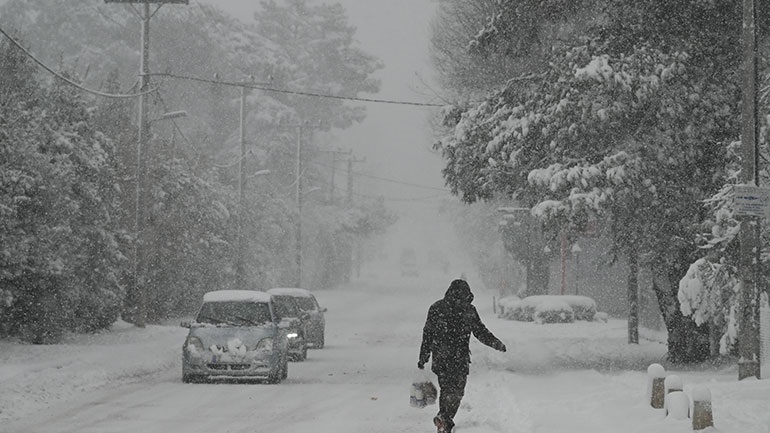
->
xmin=2 ymin=268 xmax=769 ymax=433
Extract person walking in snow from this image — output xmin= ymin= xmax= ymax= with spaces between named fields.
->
xmin=418 ymin=279 xmax=506 ymax=433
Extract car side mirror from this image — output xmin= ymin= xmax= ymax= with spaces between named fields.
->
xmin=180 ymin=320 xmax=191 ymax=328
xmin=320 ymin=307 xmax=328 ymax=313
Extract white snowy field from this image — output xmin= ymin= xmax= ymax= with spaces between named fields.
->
xmin=1 ymin=266 xmax=769 ymax=433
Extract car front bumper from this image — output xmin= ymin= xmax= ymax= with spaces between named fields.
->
xmin=183 ymin=351 xmax=281 ymax=378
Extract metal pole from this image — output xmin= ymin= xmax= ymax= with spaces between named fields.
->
xmin=296 ymin=126 xmax=303 ymax=287
xmin=560 ymin=229 xmax=567 ymax=295
xmin=330 ymin=152 xmax=336 ymax=204
xmin=346 ymin=157 xmax=352 ymax=205
xmin=236 ymin=85 xmax=247 ymax=289
xmin=575 ymin=252 xmax=580 ymax=295
xmin=738 ymin=0 xmax=761 ymax=380
xmin=134 ymin=1 xmax=151 ymax=328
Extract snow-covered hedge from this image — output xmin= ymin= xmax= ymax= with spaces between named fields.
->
xmin=497 ymin=295 xmax=598 ymax=324
xmin=533 ymin=298 xmax=575 ymax=324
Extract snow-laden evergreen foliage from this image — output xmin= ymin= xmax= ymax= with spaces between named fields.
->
xmin=0 ymin=39 xmax=125 ymax=342
xmin=432 ymin=0 xmax=762 ymax=362
xmin=0 ymin=1 xmax=395 ymax=336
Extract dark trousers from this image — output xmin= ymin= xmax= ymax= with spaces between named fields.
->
xmin=436 ymin=371 xmax=468 ymax=429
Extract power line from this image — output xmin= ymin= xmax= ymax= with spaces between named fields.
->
xmin=309 ymin=158 xmax=450 ymax=192
xmin=153 ymin=90 xmax=196 ymax=153
xmin=351 ymin=191 xmax=451 ymax=202
xmin=0 ymin=25 xmax=156 ymax=99
xmin=147 ymin=71 xmax=445 ymax=107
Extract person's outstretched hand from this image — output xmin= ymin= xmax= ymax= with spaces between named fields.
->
xmin=497 ymin=342 xmax=507 ymax=353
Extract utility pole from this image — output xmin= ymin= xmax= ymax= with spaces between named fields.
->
xmin=278 ymin=120 xmax=321 ymax=287
xmin=105 ymin=0 xmax=188 ymax=328
xmin=317 ymin=149 xmax=351 ymax=204
xmin=296 ymin=125 xmax=304 ymax=287
xmin=346 ymin=155 xmax=366 ymax=206
xmin=230 ymin=76 xmax=269 ymax=289
xmin=236 ymin=83 xmax=248 ymax=290
xmin=738 ymin=0 xmax=761 ymax=380
xmin=346 ymin=155 xmax=366 ymax=279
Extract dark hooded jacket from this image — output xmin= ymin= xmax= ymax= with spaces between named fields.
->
xmin=419 ymin=280 xmax=504 ymax=376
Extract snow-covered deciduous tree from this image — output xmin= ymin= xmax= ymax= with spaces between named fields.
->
xmin=678 ymin=258 xmax=739 ymax=356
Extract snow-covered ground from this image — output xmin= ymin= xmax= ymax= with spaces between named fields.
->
xmin=1 ymin=264 xmax=768 ymax=433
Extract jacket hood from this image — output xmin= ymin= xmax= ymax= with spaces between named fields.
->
xmin=444 ymin=279 xmax=474 ymax=304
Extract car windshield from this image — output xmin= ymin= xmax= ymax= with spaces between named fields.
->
xmin=294 ymin=297 xmax=317 ymax=312
xmin=272 ymin=296 xmax=300 ymax=319
xmin=195 ymin=301 xmax=272 ymax=326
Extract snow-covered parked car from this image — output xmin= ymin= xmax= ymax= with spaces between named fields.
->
xmin=267 ymin=288 xmax=326 ymax=349
xmin=181 ymin=290 xmax=289 ymax=383
xmin=497 ymin=295 xmax=599 ymax=324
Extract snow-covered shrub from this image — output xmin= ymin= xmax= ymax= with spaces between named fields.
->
xmin=497 ymin=296 xmax=523 ymax=319
xmin=556 ymin=295 xmax=597 ymax=320
xmin=532 ymin=298 xmax=575 ymax=324
xmin=501 ymin=295 xmax=597 ymax=323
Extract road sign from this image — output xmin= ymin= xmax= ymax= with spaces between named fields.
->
xmin=734 ymin=185 xmax=770 ymax=217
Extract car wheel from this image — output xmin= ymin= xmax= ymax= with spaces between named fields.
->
xmin=266 ymin=368 xmax=282 ymax=384
xmin=316 ymin=333 xmax=324 ymax=349
xmin=267 ymin=356 xmax=286 ymax=384
xmin=299 ymin=344 xmax=308 ymax=361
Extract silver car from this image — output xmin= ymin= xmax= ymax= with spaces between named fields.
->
xmin=181 ymin=290 xmax=289 ymax=383
xmin=267 ymin=288 xmax=326 ymax=349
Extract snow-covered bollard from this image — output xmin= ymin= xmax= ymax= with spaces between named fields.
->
xmin=691 ymin=386 xmax=713 ymax=430
xmin=664 ymin=375 xmax=687 ymax=419
xmin=647 ymin=364 xmax=666 ymax=409
xmin=665 ymin=391 xmax=690 ymax=420
xmin=664 ymin=375 xmax=683 ymax=394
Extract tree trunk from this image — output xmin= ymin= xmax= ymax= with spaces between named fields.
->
xmin=526 ymin=256 xmax=550 ymax=296
xmin=650 ymin=266 xmax=710 ymax=363
xmin=628 ymin=250 xmax=639 ymax=344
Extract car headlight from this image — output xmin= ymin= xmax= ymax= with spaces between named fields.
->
xmin=185 ymin=336 xmax=204 ymax=352
xmin=255 ymin=338 xmax=274 ymax=352
xmin=287 ymin=332 xmax=299 ymax=339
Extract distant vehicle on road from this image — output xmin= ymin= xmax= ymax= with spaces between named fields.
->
xmin=181 ymin=290 xmax=289 ymax=384
xmin=270 ymin=293 xmax=308 ymax=361
xmin=268 ymin=288 xmax=326 ymax=349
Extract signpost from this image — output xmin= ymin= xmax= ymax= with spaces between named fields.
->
xmin=734 ymin=185 xmax=770 ymax=218
xmin=738 ymin=0 xmax=762 ymax=380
